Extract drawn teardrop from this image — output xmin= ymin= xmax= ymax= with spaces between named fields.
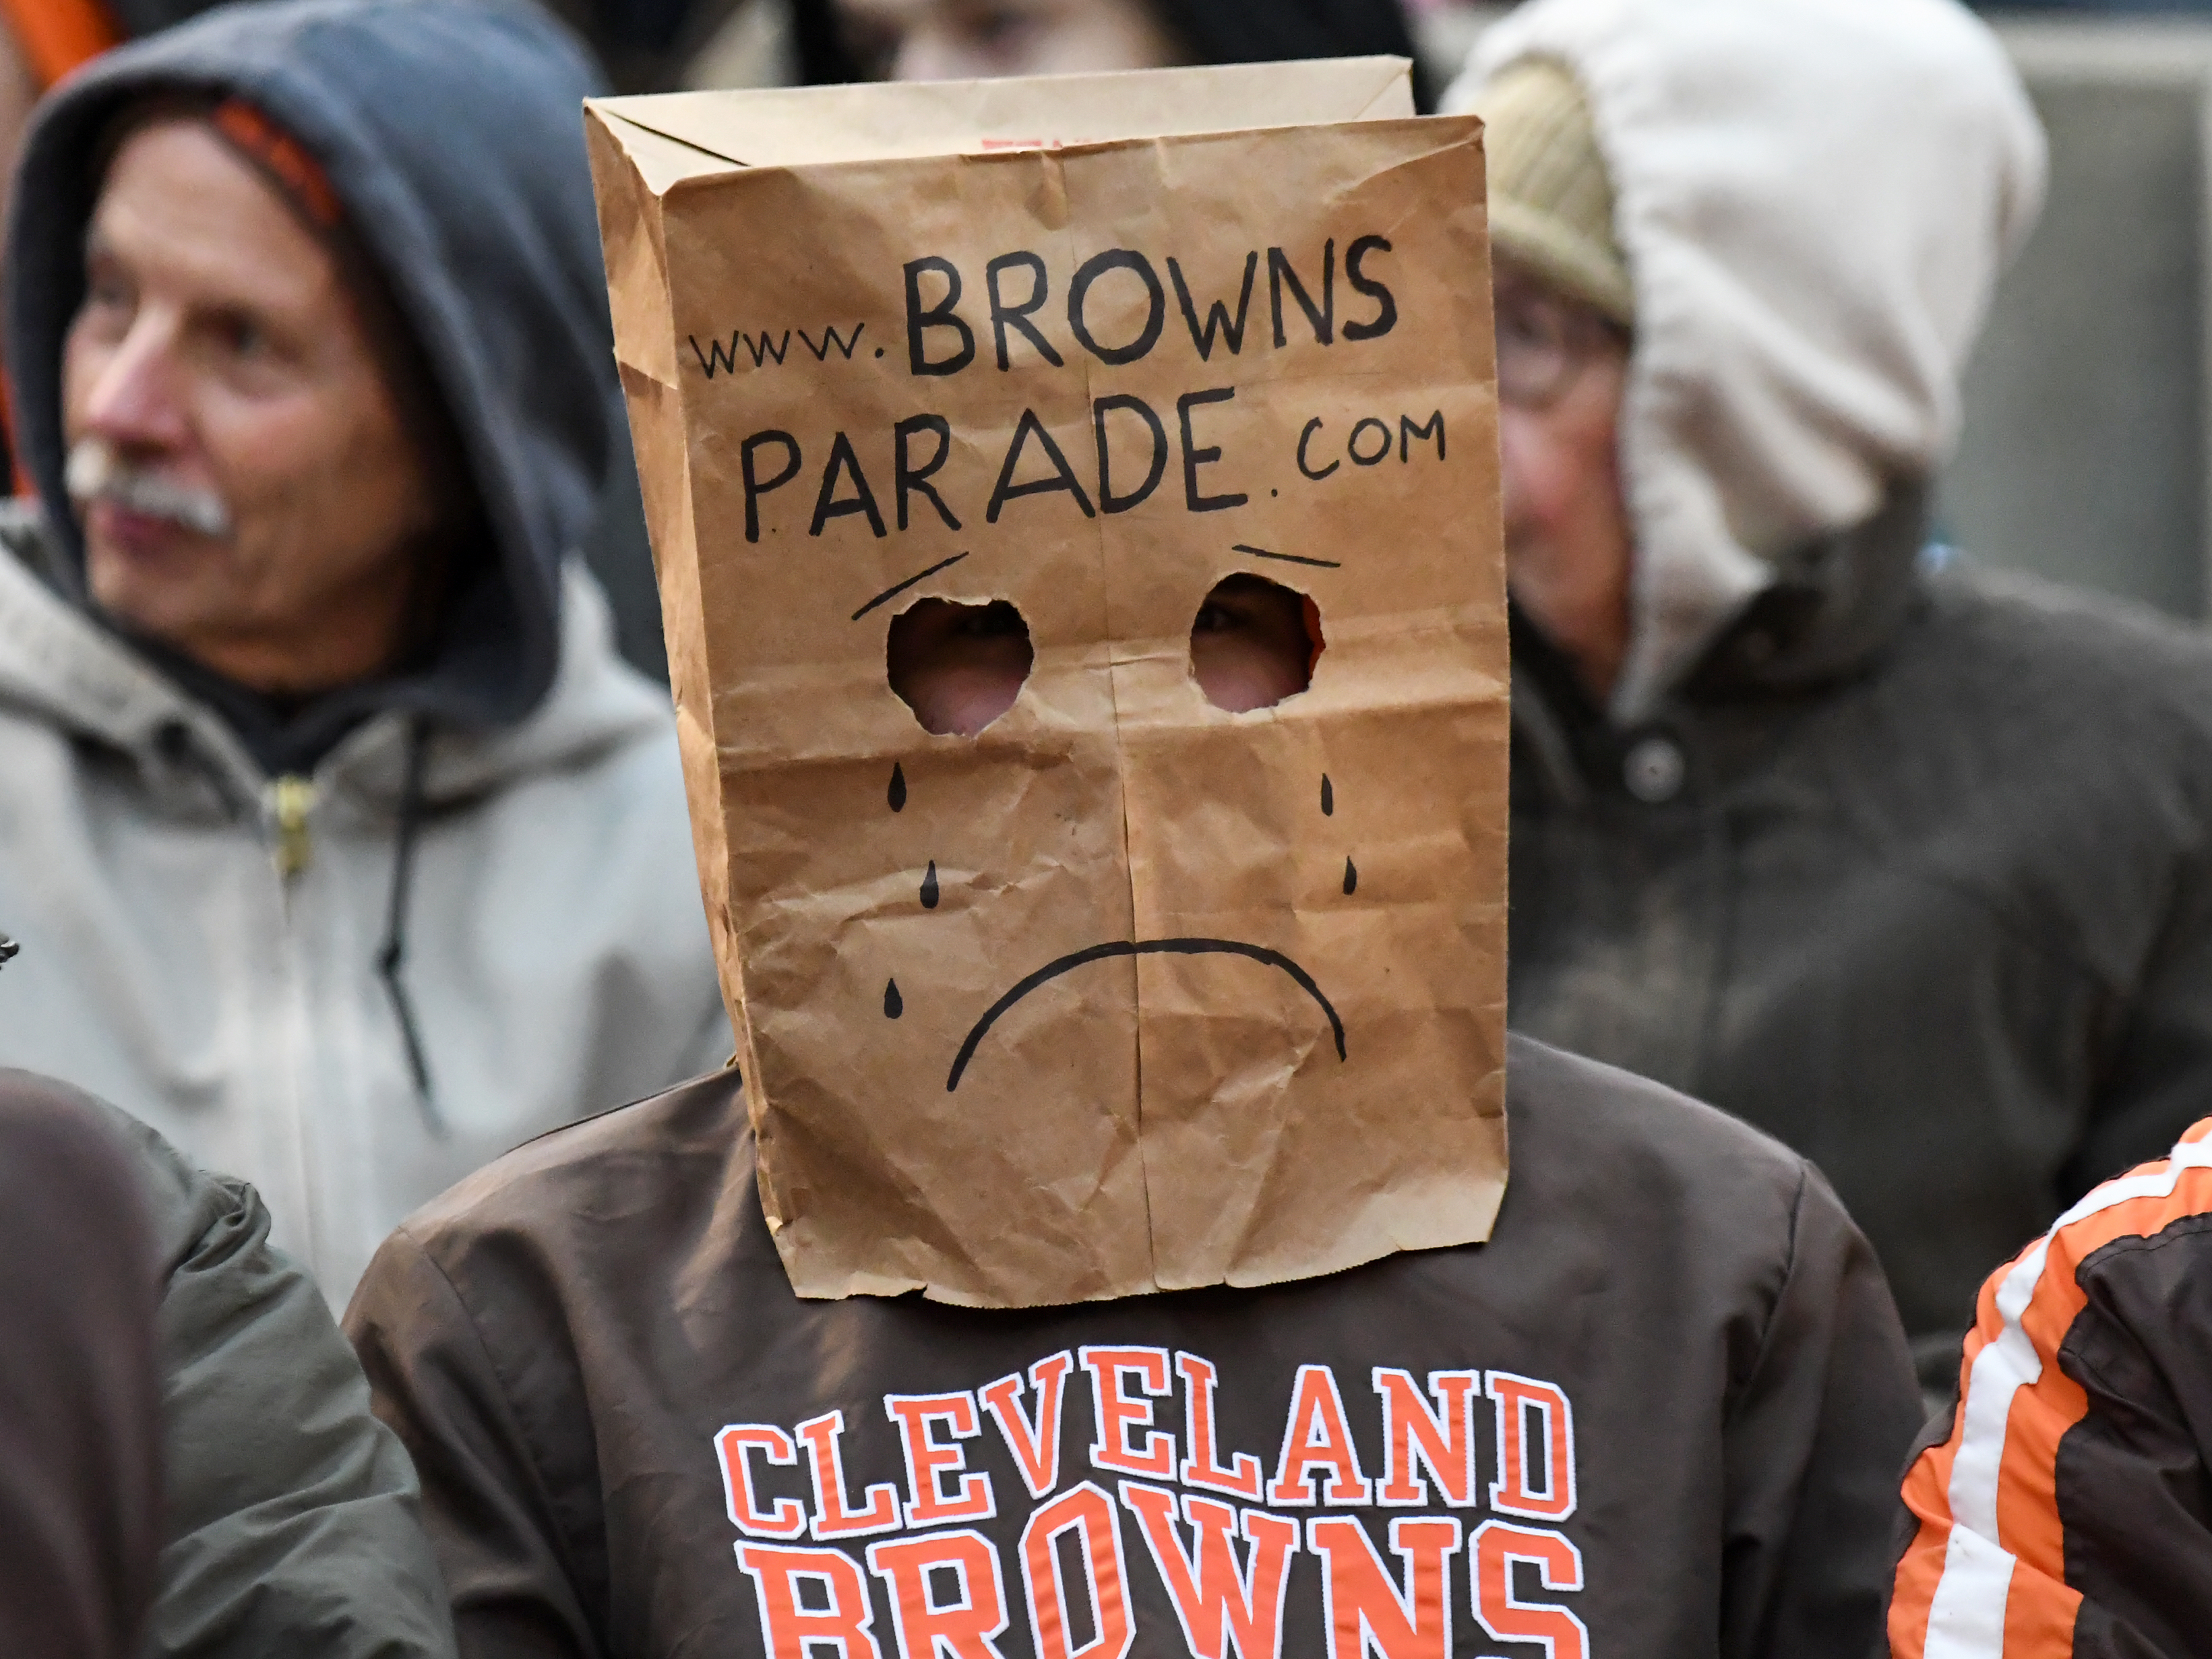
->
xmin=884 ymin=978 xmax=904 ymax=1018
xmin=888 ymin=763 xmax=908 ymax=812
xmin=1343 ymin=856 xmax=1358 ymax=895
xmin=1321 ymin=774 xmax=1334 ymax=816
xmin=920 ymin=861 xmax=940 ymax=909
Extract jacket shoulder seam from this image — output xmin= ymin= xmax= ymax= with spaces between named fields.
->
xmin=390 ymin=1222 xmax=602 ymax=1607
xmin=1722 ymin=1157 xmax=1813 ymax=1424
xmin=2074 ymin=1206 xmax=2212 ymax=1272
xmin=2050 ymin=1218 xmax=2212 ymax=1414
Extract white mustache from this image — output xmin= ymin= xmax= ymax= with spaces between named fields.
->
xmin=65 ymin=440 xmax=233 ymax=541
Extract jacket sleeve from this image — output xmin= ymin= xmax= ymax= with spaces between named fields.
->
xmin=345 ymin=1226 xmax=605 ymax=1659
xmin=151 ymin=1164 xmax=457 ymax=1659
xmin=1719 ymin=1163 xmax=1923 ymax=1659
xmin=0 ymin=1076 xmax=163 ymax=1659
xmin=1891 ymin=1148 xmax=2212 ymax=1658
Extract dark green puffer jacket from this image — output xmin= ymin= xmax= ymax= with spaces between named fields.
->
xmin=1509 ymin=488 xmax=2212 ymax=1402
xmin=108 ymin=1088 xmax=455 ymax=1657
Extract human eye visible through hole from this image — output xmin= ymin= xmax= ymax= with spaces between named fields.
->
xmin=1191 ymin=573 xmax=1320 ymax=713
xmin=887 ymin=597 xmax=1034 ymax=736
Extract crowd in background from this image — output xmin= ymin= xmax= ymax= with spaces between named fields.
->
xmin=6 ymin=1 xmax=2212 ymax=1657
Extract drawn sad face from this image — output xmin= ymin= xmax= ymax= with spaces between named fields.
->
xmin=874 ymin=567 xmax=1360 ymax=1093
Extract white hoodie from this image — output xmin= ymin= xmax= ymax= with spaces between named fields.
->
xmin=1448 ymin=0 xmax=2047 ymax=719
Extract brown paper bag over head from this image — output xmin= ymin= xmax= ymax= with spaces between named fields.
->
xmin=586 ymin=58 xmax=1507 ymax=1308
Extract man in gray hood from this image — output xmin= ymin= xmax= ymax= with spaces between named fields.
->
xmin=1452 ymin=0 xmax=2212 ymax=1401
xmin=0 ymin=0 xmax=729 ymax=1305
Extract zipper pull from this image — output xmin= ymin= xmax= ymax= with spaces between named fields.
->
xmin=269 ymin=775 xmax=318 ymax=879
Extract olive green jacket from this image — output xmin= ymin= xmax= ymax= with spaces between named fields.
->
xmin=117 ymin=1095 xmax=456 ymax=1658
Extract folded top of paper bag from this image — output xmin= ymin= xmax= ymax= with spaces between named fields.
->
xmin=589 ymin=55 xmax=1413 ymax=175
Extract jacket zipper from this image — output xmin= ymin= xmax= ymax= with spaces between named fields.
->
xmin=261 ymin=771 xmax=329 ymax=1279
xmin=270 ymin=775 xmax=318 ymax=880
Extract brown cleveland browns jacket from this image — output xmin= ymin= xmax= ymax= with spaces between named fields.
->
xmin=1892 ymin=1118 xmax=2212 ymax=1657
xmin=345 ymin=1036 xmax=1921 ymax=1659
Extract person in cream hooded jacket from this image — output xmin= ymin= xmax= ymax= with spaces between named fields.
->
xmin=1453 ymin=0 xmax=2212 ymax=1403
xmin=0 ymin=0 xmax=729 ymax=1308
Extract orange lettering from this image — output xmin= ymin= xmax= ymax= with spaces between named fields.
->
xmin=737 ymin=1542 xmax=885 ymax=1659
xmin=1269 ymin=1365 xmax=1373 ymax=1507
xmin=1178 ymin=1353 xmax=1263 ymax=1500
xmin=1078 ymin=1346 xmax=1176 ymax=1479
xmin=1018 ymin=1481 xmax=1134 ymax=1659
xmin=868 ymin=1528 xmax=1011 ymax=1659
xmin=1371 ymin=1370 xmax=1477 ymax=1507
xmin=1484 ymin=1373 xmax=1576 ymax=1521
xmin=1471 ymin=1521 xmax=1587 ymax=1659
xmin=885 ymin=1392 xmax=996 ymax=1526
xmin=715 ymin=1423 xmax=809 ymax=1539
xmin=982 ymin=1352 xmax=1073 ymax=1500
xmin=798 ymin=1410 xmax=903 ymax=1540
xmin=1121 ymin=1481 xmax=1298 ymax=1659
xmin=1307 ymin=1516 xmax=1461 ymax=1659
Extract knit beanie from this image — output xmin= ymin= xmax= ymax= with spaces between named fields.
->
xmin=1464 ymin=57 xmax=1633 ymax=324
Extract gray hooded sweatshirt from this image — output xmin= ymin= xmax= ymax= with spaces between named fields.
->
xmin=0 ymin=0 xmax=729 ymax=1306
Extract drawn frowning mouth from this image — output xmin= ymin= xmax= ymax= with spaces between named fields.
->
xmin=946 ymin=938 xmax=1347 ymax=1092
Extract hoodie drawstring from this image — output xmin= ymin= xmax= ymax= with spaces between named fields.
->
xmin=377 ymin=716 xmax=443 ymax=1135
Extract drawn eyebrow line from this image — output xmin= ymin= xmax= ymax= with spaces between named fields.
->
xmin=1233 ymin=543 xmax=1343 ymax=570
xmin=852 ymin=551 xmax=973 ymax=621
xmin=946 ymin=937 xmax=1346 ymax=1092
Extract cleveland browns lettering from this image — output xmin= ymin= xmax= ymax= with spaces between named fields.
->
xmin=713 ymin=1349 xmax=1586 ymax=1659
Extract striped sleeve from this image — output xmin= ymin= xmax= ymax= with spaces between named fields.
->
xmin=1890 ymin=1119 xmax=2212 ymax=1659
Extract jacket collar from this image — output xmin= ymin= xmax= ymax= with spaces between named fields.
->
xmin=1682 ymin=479 xmax=1931 ymax=700
xmin=1515 ymin=480 xmax=1931 ymax=722
xmin=1510 ymin=483 xmax=1932 ymax=802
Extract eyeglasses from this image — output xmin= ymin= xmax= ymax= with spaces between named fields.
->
xmin=1494 ymin=278 xmax=1630 ymax=410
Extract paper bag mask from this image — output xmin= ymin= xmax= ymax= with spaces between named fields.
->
xmin=587 ymin=58 xmax=1507 ymax=1308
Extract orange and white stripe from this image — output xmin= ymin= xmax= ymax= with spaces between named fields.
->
xmin=1892 ymin=1120 xmax=2212 ymax=1658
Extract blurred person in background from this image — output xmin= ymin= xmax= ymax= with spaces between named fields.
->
xmin=0 ymin=0 xmax=677 ymax=678
xmin=1454 ymin=0 xmax=2212 ymax=1406
xmin=0 ymin=941 xmax=452 ymax=1657
xmin=0 ymin=0 xmax=727 ymax=1309
xmin=796 ymin=0 xmax=1433 ymax=103
xmin=0 ymin=3 xmax=254 ymax=414
xmin=0 ymin=1072 xmax=457 ymax=1658
xmin=0 ymin=1059 xmax=162 ymax=1659
xmin=0 ymin=0 xmax=680 ymax=681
